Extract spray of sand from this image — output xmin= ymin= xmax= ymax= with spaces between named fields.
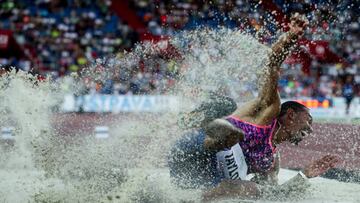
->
xmin=1 ymin=28 xmax=358 ymax=203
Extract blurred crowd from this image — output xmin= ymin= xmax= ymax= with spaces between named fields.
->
xmin=0 ymin=0 xmax=138 ymax=76
xmin=129 ymin=0 xmax=278 ymax=42
xmin=276 ymin=0 xmax=360 ymax=99
xmin=0 ymin=0 xmax=359 ymax=99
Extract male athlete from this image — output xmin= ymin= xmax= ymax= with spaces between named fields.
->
xmin=168 ymin=13 xmax=340 ymax=201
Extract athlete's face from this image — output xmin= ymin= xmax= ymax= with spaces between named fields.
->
xmin=286 ymin=109 xmax=313 ymax=145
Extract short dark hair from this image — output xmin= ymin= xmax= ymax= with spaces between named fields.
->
xmin=278 ymin=101 xmax=308 ymax=118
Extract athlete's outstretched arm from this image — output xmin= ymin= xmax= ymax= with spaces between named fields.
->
xmin=257 ymin=14 xmax=308 ymax=115
xmin=202 ymin=155 xmax=340 ymax=202
xmin=233 ymin=14 xmax=308 ymax=122
xmin=261 ymin=155 xmax=340 ymax=201
xmin=202 ymin=179 xmax=261 ymax=202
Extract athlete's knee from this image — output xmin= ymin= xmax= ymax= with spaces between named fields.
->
xmin=204 ymin=119 xmax=244 ymax=148
xmin=204 ymin=137 xmax=219 ymax=151
xmin=204 ymin=119 xmax=243 ymax=137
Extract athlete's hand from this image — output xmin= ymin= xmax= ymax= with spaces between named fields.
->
xmin=289 ymin=13 xmax=309 ymax=36
xmin=302 ymin=155 xmax=341 ymax=178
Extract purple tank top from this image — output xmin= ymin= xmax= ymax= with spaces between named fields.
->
xmin=225 ymin=116 xmax=277 ymax=173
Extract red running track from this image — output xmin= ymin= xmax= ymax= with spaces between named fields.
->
xmin=3 ymin=113 xmax=360 ymax=171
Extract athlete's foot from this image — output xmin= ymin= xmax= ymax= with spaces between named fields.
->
xmin=178 ymin=92 xmax=237 ymax=129
xmin=178 ymin=111 xmax=206 ymax=129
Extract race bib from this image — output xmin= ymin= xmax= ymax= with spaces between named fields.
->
xmin=216 ymin=143 xmax=248 ymax=180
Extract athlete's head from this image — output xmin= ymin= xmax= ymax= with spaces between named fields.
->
xmin=278 ymin=101 xmax=313 ymax=145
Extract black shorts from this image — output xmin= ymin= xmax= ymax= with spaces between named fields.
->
xmin=168 ymin=129 xmax=220 ymax=189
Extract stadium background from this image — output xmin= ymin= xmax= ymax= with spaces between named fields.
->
xmin=0 ymin=0 xmax=359 ymax=183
